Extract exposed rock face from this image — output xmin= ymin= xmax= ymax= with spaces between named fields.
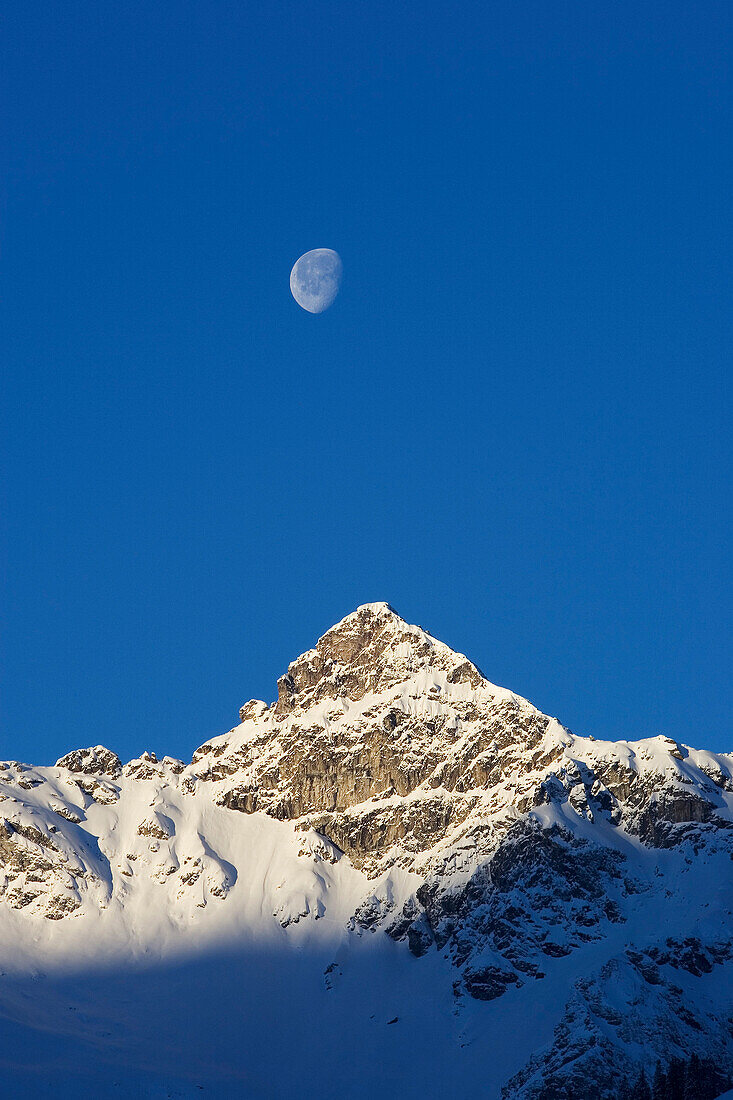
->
xmin=55 ymin=745 xmax=122 ymax=778
xmin=190 ymin=604 xmax=564 ymax=870
xmin=503 ymin=940 xmax=733 ymax=1099
xmin=395 ymin=818 xmax=629 ymax=992
xmin=270 ymin=602 xmax=484 ymax=720
xmin=0 ymin=602 xmax=731 ymax=1097
xmin=0 ymin=817 xmax=81 ymax=918
xmin=190 ymin=603 xmax=731 ymax=881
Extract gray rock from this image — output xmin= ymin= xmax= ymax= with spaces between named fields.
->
xmin=56 ymin=745 xmax=122 ymax=778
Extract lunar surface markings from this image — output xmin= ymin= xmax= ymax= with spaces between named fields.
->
xmin=290 ymin=249 xmax=342 ymax=313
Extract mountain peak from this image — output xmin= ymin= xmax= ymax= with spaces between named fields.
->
xmin=345 ymin=600 xmax=399 ymax=617
xmin=1 ymin=607 xmax=732 ymax=1099
xmin=274 ymin=602 xmax=485 ymax=717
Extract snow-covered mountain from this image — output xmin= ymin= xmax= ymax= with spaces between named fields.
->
xmin=1 ymin=603 xmax=731 ymax=1098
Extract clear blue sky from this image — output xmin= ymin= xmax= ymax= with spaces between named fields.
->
xmin=1 ymin=2 xmax=731 ymax=764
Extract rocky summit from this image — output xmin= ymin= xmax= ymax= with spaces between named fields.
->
xmin=1 ymin=603 xmax=731 ymax=1099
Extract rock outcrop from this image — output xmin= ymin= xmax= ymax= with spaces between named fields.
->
xmin=55 ymin=745 xmax=122 ymax=778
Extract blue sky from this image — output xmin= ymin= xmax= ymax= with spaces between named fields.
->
xmin=1 ymin=2 xmax=731 ymax=763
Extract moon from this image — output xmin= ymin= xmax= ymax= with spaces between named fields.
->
xmin=290 ymin=248 xmax=342 ymax=313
